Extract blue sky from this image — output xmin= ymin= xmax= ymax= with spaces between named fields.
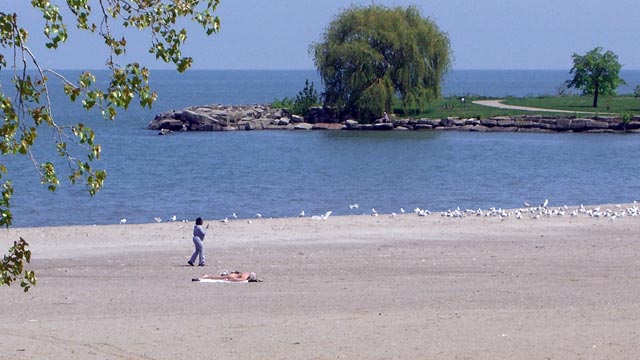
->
xmin=6 ymin=0 xmax=640 ymax=70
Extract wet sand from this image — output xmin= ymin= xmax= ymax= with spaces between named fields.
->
xmin=1 ymin=207 xmax=640 ymax=359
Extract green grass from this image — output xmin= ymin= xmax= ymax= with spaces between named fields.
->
xmin=393 ymin=96 xmax=572 ymax=119
xmin=503 ymin=95 xmax=640 ymax=114
xmin=393 ymin=95 xmax=640 ymax=119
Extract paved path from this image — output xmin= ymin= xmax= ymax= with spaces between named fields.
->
xmin=473 ymin=99 xmax=580 ymax=113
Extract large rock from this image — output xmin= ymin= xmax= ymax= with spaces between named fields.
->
xmin=373 ymin=123 xmax=394 ymax=130
xmin=584 ymin=119 xmax=609 ymax=129
xmin=344 ymin=119 xmax=359 ymax=130
xmin=313 ymin=123 xmax=343 ymax=130
xmin=294 ymin=123 xmax=314 ymax=130
xmin=480 ymin=119 xmax=497 ymax=127
xmin=304 ymin=106 xmax=339 ymax=124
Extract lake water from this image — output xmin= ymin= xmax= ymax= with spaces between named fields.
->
xmin=3 ymin=70 xmax=640 ymax=227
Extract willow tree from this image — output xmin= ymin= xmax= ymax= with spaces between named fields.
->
xmin=313 ymin=5 xmax=452 ymax=122
xmin=1 ymin=1 xmax=220 ymax=292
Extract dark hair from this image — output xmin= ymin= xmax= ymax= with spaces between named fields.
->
xmin=195 ymin=217 xmax=203 ymax=225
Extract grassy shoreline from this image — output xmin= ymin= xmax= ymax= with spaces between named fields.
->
xmin=397 ymin=95 xmax=639 ymax=119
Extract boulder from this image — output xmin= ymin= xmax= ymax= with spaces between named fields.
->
xmin=514 ymin=119 xmax=533 ymax=128
xmin=469 ymin=125 xmax=489 ymax=132
xmin=373 ymin=123 xmax=394 ymax=130
xmin=344 ymin=119 xmax=359 ymax=130
xmin=554 ymin=118 xmax=572 ymax=131
xmin=584 ymin=119 xmax=609 ymax=129
xmin=266 ymin=125 xmax=288 ymax=130
xmin=304 ymin=106 xmax=338 ymax=123
xmin=313 ymin=123 xmax=343 ymax=130
xmin=157 ymin=119 xmax=184 ymax=131
xmin=496 ymin=118 xmax=515 ymax=127
xmin=569 ymin=119 xmax=586 ymax=131
xmin=394 ymin=126 xmax=410 ymax=131
xmin=480 ymin=119 xmax=497 ymax=127
xmin=290 ymin=114 xmax=304 ymax=123
xmin=276 ymin=118 xmax=291 ymax=126
xmin=294 ymin=123 xmax=314 ymax=130
xmin=624 ymin=121 xmax=640 ymax=130
xmin=440 ymin=118 xmax=456 ymax=127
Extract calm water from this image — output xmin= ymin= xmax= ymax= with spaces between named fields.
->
xmin=3 ymin=70 xmax=640 ymax=227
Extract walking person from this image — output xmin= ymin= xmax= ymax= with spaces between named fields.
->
xmin=188 ymin=217 xmax=208 ymax=266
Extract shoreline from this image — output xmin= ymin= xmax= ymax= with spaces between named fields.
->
xmin=2 ymin=202 xmax=639 ymax=359
xmin=8 ymin=201 xmax=638 ymax=229
xmin=148 ymin=104 xmax=640 ymax=134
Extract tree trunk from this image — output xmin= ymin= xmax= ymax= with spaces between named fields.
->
xmin=593 ymin=84 xmax=599 ymax=108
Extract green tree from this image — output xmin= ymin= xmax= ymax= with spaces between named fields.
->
xmin=293 ymin=79 xmax=320 ymax=116
xmin=312 ymin=5 xmax=452 ymax=122
xmin=1 ymin=1 xmax=221 ymax=291
xmin=567 ymin=47 xmax=625 ymax=108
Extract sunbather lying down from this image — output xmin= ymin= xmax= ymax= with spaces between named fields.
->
xmin=192 ymin=271 xmax=262 ymax=282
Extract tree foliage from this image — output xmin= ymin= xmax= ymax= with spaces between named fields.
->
xmin=1 ymin=0 xmax=220 ymax=291
xmin=293 ymin=79 xmax=320 ymax=116
xmin=312 ymin=5 xmax=452 ymax=122
xmin=272 ymin=79 xmax=320 ymax=116
xmin=567 ymin=47 xmax=625 ymax=108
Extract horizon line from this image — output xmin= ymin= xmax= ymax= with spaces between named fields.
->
xmin=26 ymin=67 xmax=640 ymax=72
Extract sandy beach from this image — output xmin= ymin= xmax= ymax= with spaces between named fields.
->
xmin=1 ymin=206 xmax=640 ymax=359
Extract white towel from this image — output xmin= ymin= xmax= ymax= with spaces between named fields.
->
xmin=197 ymin=279 xmax=248 ymax=283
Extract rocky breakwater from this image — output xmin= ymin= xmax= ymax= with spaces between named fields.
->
xmin=148 ymin=104 xmax=308 ymax=132
xmin=392 ymin=115 xmax=640 ymax=133
xmin=148 ymin=105 xmax=640 ymax=133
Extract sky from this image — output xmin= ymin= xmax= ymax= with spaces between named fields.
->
xmin=5 ymin=0 xmax=640 ymax=70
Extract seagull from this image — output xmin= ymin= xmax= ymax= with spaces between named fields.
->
xmin=523 ymin=201 xmax=531 ymax=208
xmin=255 ymin=213 xmax=262 ymax=218
xmin=349 ymin=203 xmax=359 ymax=210
xmin=298 ymin=210 xmax=305 ymax=217
xmin=119 ymin=218 xmax=127 ymax=224
xmin=232 ymin=213 xmax=238 ymax=219
xmin=154 ymin=217 xmax=162 ymax=223
xmin=311 ymin=210 xmax=333 ymax=220
xmin=541 ymin=199 xmax=549 ymax=208
xmin=220 ymin=217 xmax=228 ymax=223
xmin=169 ymin=215 xmax=177 ymax=222
xmin=400 ymin=208 xmax=405 ymax=213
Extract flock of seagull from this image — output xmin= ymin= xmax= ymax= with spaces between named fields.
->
xmin=118 ymin=199 xmax=640 ymax=225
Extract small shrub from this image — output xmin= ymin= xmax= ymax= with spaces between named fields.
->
xmin=292 ymin=79 xmax=320 ymax=116
xmin=271 ymin=97 xmax=294 ymax=110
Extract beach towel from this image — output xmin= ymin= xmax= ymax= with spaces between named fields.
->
xmin=196 ymin=278 xmax=249 ymax=283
